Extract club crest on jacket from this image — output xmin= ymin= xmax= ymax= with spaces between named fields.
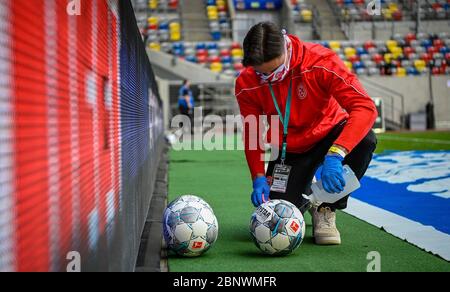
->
xmin=297 ymin=82 xmax=307 ymax=99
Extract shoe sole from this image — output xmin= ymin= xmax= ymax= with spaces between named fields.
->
xmin=314 ymin=236 xmax=341 ymax=245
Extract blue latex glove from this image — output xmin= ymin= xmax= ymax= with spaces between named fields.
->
xmin=251 ymin=176 xmax=271 ymax=207
xmin=321 ymin=155 xmax=346 ymax=194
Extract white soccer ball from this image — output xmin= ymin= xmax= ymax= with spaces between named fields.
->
xmin=163 ymin=195 xmax=219 ymax=257
xmin=250 ymin=200 xmax=306 ymax=256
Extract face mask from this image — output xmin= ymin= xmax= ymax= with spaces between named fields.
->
xmin=256 ymin=32 xmax=292 ymax=84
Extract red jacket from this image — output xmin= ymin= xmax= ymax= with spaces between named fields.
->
xmin=235 ymin=35 xmax=378 ymax=179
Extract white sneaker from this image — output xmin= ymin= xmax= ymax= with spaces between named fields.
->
xmin=311 ymin=207 xmax=341 ymax=245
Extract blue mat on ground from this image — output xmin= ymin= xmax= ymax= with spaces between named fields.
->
xmin=352 ymin=151 xmax=450 ymax=236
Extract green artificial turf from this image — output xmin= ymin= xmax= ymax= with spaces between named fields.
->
xmin=376 ymin=131 xmax=450 ymax=153
xmin=167 ymin=132 xmax=450 ymax=272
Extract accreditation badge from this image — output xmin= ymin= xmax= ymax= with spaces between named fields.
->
xmin=270 ymin=164 xmax=292 ymax=193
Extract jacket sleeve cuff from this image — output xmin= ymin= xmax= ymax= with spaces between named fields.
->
xmin=251 ymin=162 xmax=266 ymax=180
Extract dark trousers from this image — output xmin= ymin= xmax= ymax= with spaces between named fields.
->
xmin=267 ymin=121 xmax=377 ymax=211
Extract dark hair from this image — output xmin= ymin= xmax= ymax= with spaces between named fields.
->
xmin=242 ymin=22 xmax=284 ymax=67
xmin=182 ymin=79 xmax=189 ymax=86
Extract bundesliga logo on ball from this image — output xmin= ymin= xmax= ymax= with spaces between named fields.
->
xmin=163 ymin=195 xmax=219 ymax=257
xmin=250 ymin=200 xmax=306 ymax=256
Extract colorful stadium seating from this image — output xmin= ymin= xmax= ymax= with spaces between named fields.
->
xmin=145 ymin=15 xmax=183 ymax=50
xmin=205 ymin=0 xmax=232 ymax=41
xmin=162 ymin=41 xmax=245 ymax=76
xmin=136 ymin=0 xmax=183 ymax=50
xmin=290 ymin=0 xmax=315 ymax=23
xmin=148 ymin=0 xmax=179 ymax=11
xmin=141 ymin=0 xmax=449 ymax=77
xmin=156 ymin=32 xmax=449 ymax=76
xmin=233 ymin=0 xmax=283 ymax=10
xmin=418 ymin=0 xmax=450 ymax=20
xmin=331 ymin=0 xmax=450 ymax=22
xmin=331 ymin=0 xmax=404 ymax=22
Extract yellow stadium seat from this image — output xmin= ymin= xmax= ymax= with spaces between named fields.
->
xmin=383 ymin=8 xmax=392 ymax=20
xmin=211 ymin=62 xmax=223 ymax=73
xmin=384 ymin=53 xmax=393 ymax=63
xmin=386 ymin=40 xmax=398 ymax=49
xmin=329 ymin=41 xmax=341 ymax=50
xmin=208 ymin=12 xmax=219 ymax=20
xmin=148 ymin=16 xmax=159 ymax=26
xmin=170 ymin=22 xmax=181 ymax=32
xmin=414 ymin=60 xmax=426 ymax=71
xmin=149 ymin=0 xmax=158 ymax=10
xmin=390 ymin=47 xmax=403 ymax=59
xmin=396 ymin=67 xmax=406 ymax=77
xmin=388 ymin=3 xmax=398 ymax=11
xmin=149 ymin=42 xmax=161 ymax=51
xmin=344 ymin=61 xmax=353 ymax=71
xmin=301 ymin=10 xmax=313 ymax=22
xmin=207 ymin=6 xmax=218 ymax=19
xmin=217 ymin=0 xmax=226 ymax=7
xmin=170 ymin=32 xmax=181 ymax=41
xmin=207 ymin=6 xmax=218 ymax=13
xmin=344 ymin=47 xmax=357 ymax=58
xmin=231 ymin=48 xmax=244 ymax=58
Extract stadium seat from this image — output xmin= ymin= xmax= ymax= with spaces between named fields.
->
xmin=310 ymin=32 xmax=450 ymax=76
xmin=211 ymin=62 xmax=224 ymax=72
xmin=234 ymin=0 xmax=283 ymax=10
xmin=327 ymin=0 xmax=450 ymax=22
xmin=149 ymin=0 xmax=179 ymax=11
xmin=206 ymin=0 xmax=232 ymax=41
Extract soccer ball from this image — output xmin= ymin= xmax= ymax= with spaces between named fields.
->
xmin=167 ymin=194 xmax=213 ymax=210
xmin=163 ymin=195 xmax=219 ymax=257
xmin=250 ymin=200 xmax=305 ymax=256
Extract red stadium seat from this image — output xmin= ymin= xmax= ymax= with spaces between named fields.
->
xmin=220 ymin=49 xmax=231 ymax=57
xmin=405 ymin=33 xmax=417 ymax=44
xmin=372 ymin=54 xmax=383 ymax=64
xmin=420 ymin=53 xmax=432 ymax=63
xmin=403 ymin=47 xmax=414 ymax=55
xmin=432 ymin=66 xmax=441 ymax=75
xmin=169 ymin=0 xmax=179 ymax=10
xmin=427 ymin=46 xmax=438 ymax=55
xmin=231 ymin=42 xmax=241 ymax=50
xmin=197 ymin=55 xmax=208 ymax=64
xmin=348 ymin=55 xmax=360 ymax=63
xmin=364 ymin=41 xmax=376 ymax=51
xmin=208 ymin=56 xmax=221 ymax=63
xmin=392 ymin=10 xmax=403 ymax=21
xmin=197 ymin=49 xmax=209 ymax=58
xmin=234 ymin=63 xmax=244 ymax=71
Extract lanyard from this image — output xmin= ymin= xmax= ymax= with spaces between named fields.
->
xmin=268 ymin=78 xmax=293 ymax=164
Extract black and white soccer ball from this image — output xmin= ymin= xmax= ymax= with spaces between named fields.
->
xmin=250 ymin=200 xmax=305 ymax=256
xmin=163 ymin=195 xmax=219 ymax=257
